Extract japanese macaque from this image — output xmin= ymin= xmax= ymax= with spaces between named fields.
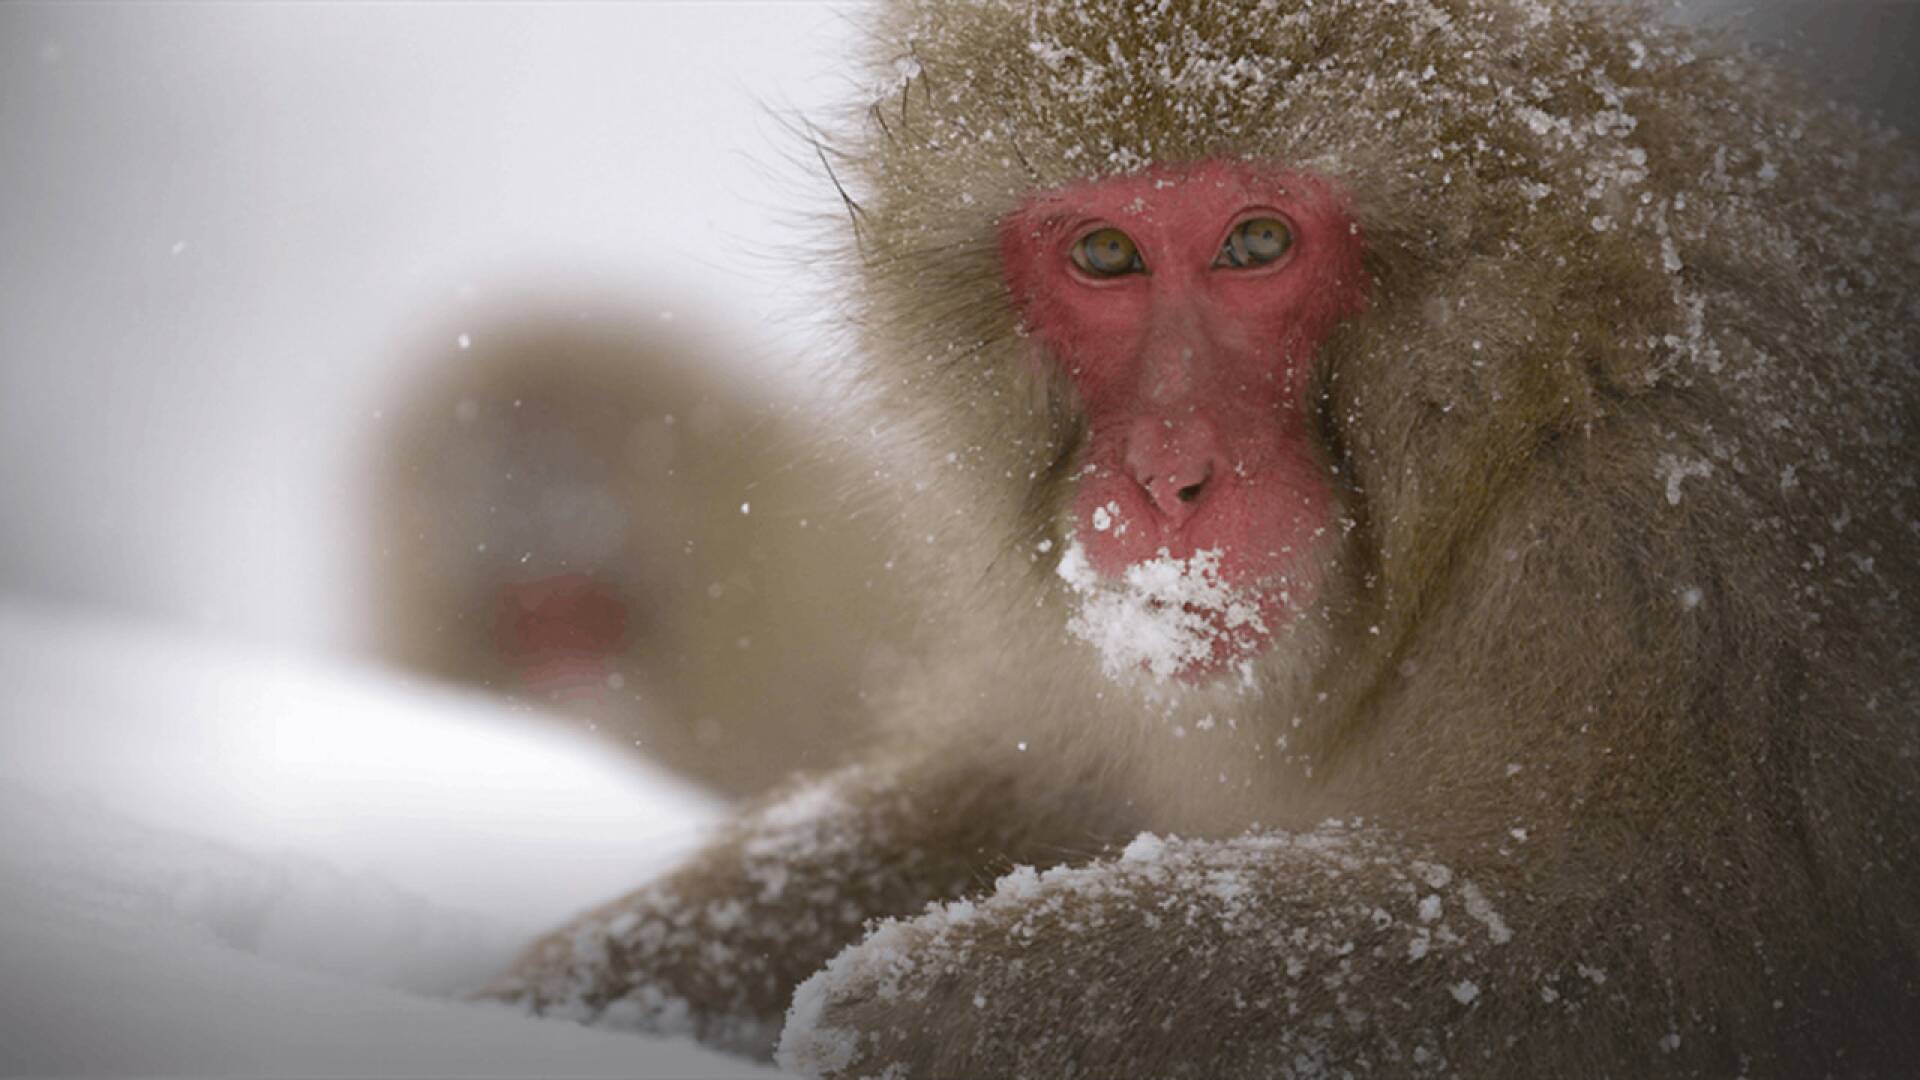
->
xmin=487 ymin=0 xmax=1920 ymax=1076
xmin=369 ymin=315 xmax=907 ymax=795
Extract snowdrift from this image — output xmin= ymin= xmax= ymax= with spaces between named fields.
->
xmin=0 ymin=602 xmax=781 ymax=1077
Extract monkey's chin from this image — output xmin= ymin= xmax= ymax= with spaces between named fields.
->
xmin=1055 ymin=540 xmax=1290 ymax=687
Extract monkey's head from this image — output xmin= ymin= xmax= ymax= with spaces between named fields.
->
xmin=830 ymin=0 xmax=1910 ymax=696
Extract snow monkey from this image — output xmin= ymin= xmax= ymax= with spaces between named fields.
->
xmin=488 ymin=0 xmax=1920 ymax=1075
xmin=369 ymin=315 xmax=907 ymax=795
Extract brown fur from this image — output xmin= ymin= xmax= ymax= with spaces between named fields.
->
xmin=491 ymin=1 xmax=1919 ymax=1075
xmin=369 ymin=313 xmax=908 ymax=795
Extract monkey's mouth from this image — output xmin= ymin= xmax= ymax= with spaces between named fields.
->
xmin=1055 ymin=540 xmax=1277 ymax=684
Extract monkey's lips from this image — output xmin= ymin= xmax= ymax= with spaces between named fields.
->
xmin=1056 ymin=540 xmax=1286 ymax=683
xmin=1061 ymin=467 xmax=1326 ymax=682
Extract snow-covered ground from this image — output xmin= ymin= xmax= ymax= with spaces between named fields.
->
xmin=0 ymin=602 xmax=778 ymax=1077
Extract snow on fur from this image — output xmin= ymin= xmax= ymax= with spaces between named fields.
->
xmin=1055 ymin=540 xmax=1266 ymax=683
xmin=778 ymin=824 xmax=1519 ymax=1077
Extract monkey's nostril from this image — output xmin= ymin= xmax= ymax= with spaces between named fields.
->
xmin=1175 ymin=462 xmax=1214 ymax=505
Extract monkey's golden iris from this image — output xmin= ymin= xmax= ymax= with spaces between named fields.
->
xmin=1217 ymin=217 xmax=1293 ymax=269
xmin=1072 ymin=227 xmax=1145 ymax=277
xmin=1070 ymin=219 xmax=1292 ymax=277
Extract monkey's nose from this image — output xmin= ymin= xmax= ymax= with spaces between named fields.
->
xmin=1123 ymin=419 xmax=1221 ymax=527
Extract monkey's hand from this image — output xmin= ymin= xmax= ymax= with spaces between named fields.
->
xmin=481 ymin=755 xmax=1053 ymax=1060
xmin=777 ymin=825 xmax=1567 ymax=1079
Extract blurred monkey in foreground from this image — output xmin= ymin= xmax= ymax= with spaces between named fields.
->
xmin=369 ymin=315 xmax=908 ymax=795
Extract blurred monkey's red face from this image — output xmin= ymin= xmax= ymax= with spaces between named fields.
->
xmin=495 ymin=573 xmax=628 ymax=698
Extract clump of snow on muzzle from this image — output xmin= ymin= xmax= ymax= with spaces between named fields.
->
xmin=1056 ymin=540 xmax=1268 ymax=682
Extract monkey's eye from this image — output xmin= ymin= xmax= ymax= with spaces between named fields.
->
xmin=1216 ymin=217 xmax=1294 ymax=269
xmin=1071 ymin=228 xmax=1145 ymax=277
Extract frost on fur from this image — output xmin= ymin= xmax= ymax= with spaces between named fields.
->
xmin=1056 ymin=539 xmax=1268 ymax=682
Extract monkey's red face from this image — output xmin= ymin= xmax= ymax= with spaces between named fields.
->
xmin=1000 ymin=161 xmax=1369 ymax=682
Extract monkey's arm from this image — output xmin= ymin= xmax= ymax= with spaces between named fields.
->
xmin=774 ymin=827 xmax=1745 ymax=1080
xmin=485 ymin=749 xmax=1116 ymax=1057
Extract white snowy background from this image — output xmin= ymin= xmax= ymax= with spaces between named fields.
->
xmin=0 ymin=2 xmax=1910 ymax=1076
